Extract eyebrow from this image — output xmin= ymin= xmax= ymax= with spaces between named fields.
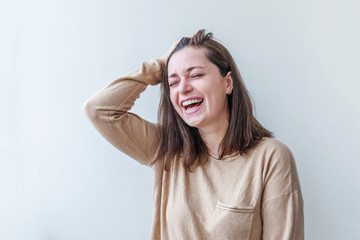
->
xmin=168 ymin=66 xmax=205 ymax=78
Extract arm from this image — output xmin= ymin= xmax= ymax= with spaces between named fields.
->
xmin=83 ymin=41 xmax=178 ymax=166
xmin=83 ymin=59 xmax=164 ymax=166
xmin=261 ymin=142 xmax=304 ymax=239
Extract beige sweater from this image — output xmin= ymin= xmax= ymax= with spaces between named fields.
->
xmin=83 ymin=59 xmax=304 ymax=240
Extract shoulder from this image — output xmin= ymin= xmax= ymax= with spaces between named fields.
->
xmin=257 ymin=137 xmax=290 ymax=150
xmin=255 ymin=138 xmax=301 ymax=193
xmin=254 ymin=138 xmax=303 ymax=206
xmin=252 ymin=137 xmax=293 ymax=160
xmin=250 ymin=137 xmax=297 ymax=178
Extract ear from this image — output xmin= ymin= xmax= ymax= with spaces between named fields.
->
xmin=225 ymin=71 xmax=233 ymax=95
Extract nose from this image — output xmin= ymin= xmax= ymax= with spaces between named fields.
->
xmin=179 ymin=79 xmax=192 ymax=95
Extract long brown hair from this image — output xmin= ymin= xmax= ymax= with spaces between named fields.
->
xmin=155 ymin=30 xmax=273 ymax=171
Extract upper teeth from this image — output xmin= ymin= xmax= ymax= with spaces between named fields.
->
xmin=182 ymin=99 xmax=203 ymax=107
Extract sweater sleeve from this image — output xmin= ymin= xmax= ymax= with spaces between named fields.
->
xmin=83 ymin=59 xmax=164 ymax=166
xmin=261 ymin=142 xmax=304 ymax=240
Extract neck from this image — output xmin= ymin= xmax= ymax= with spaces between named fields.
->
xmin=198 ymin=120 xmax=229 ymax=158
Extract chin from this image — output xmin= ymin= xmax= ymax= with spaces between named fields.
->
xmin=183 ymin=119 xmax=204 ymax=129
xmin=176 ymin=110 xmax=205 ymax=128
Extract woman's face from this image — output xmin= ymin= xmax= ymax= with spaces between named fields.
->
xmin=167 ymin=47 xmax=232 ymax=131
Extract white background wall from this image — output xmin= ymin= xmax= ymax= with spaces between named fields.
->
xmin=1 ymin=0 xmax=359 ymax=239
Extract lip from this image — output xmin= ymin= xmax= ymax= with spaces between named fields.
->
xmin=180 ymin=97 xmax=204 ymax=107
xmin=180 ymin=97 xmax=204 ymax=115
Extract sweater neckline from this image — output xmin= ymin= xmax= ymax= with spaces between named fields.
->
xmin=208 ymin=151 xmax=240 ymax=162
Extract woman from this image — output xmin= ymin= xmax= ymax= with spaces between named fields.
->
xmin=84 ymin=30 xmax=304 ymax=239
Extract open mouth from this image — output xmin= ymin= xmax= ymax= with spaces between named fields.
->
xmin=182 ymin=98 xmax=204 ymax=111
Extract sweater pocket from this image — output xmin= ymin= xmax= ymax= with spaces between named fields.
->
xmin=217 ymin=201 xmax=255 ymax=213
xmin=211 ymin=201 xmax=255 ymax=240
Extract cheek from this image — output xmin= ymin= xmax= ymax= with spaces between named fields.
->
xmin=169 ymin=91 xmax=175 ymax=105
xmin=169 ymin=91 xmax=179 ymax=111
xmin=207 ymin=87 xmax=228 ymax=109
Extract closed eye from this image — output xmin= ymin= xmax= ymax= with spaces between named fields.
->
xmin=169 ymin=81 xmax=178 ymax=87
xmin=191 ymin=73 xmax=204 ymax=78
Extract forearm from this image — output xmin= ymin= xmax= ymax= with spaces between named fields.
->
xmin=84 ymin=59 xmax=163 ymax=114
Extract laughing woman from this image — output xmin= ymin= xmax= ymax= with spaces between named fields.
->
xmin=83 ymin=30 xmax=304 ymax=239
